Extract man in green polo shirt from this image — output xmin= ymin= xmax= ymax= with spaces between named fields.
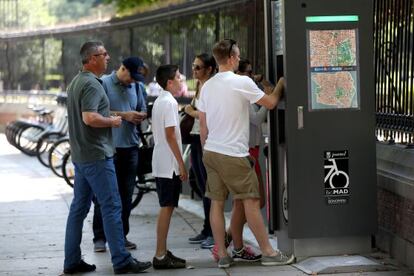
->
xmin=63 ymin=41 xmax=151 ymax=274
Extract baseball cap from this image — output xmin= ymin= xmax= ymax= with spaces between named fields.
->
xmin=122 ymin=57 xmax=145 ymax=82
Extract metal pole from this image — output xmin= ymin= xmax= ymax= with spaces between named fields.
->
xmin=182 ymin=29 xmax=187 ymax=76
xmin=5 ymin=41 xmax=11 ymax=89
xmin=61 ymin=39 xmax=66 ymax=90
xmin=15 ymin=0 xmax=18 ymax=28
xmin=1 ymin=0 xmax=4 ymax=28
xmin=129 ymin=27 xmax=133 ymax=56
xmin=164 ymin=31 xmax=171 ymax=64
xmin=42 ymin=39 xmax=46 ymax=89
xmin=215 ymin=11 xmax=220 ymax=42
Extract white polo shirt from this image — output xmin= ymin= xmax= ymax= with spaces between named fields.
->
xmin=151 ymin=90 xmax=183 ymax=178
xmin=198 ymin=71 xmax=265 ymax=157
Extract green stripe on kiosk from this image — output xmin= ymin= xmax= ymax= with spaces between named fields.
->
xmin=306 ymin=15 xmax=359 ymax=23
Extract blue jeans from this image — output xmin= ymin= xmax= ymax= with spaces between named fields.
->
xmin=93 ymin=147 xmax=138 ymax=241
xmin=64 ymin=158 xmax=132 ymax=270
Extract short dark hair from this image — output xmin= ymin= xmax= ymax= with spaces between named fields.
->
xmin=156 ymin=64 xmax=179 ymax=89
xmin=238 ymin=58 xmax=251 ymax=73
xmin=212 ymin=39 xmax=237 ymax=65
xmin=80 ymin=41 xmax=104 ymax=65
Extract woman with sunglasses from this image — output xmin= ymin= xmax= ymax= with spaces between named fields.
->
xmin=184 ymin=53 xmax=217 ymax=249
xmin=236 ymin=58 xmax=274 ymax=208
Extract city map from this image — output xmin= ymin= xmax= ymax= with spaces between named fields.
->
xmin=308 ymin=29 xmax=359 ymax=110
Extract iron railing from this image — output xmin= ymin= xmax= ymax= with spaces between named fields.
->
xmin=0 ymin=90 xmax=59 ymax=105
xmin=0 ymin=0 xmax=265 ymax=92
xmin=1 ymin=0 xmax=413 ymax=146
xmin=374 ymin=0 xmax=414 ymax=145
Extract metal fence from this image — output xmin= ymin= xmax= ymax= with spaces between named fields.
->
xmin=374 ymin=0 xmax=414 ymax=145
xmin=0 ymin=0 xmax=265 ymax=92
xmin=2 ymin=0 xmax=413 ymax=146
xmin=0 ymin=90 xmax=59 ymax=105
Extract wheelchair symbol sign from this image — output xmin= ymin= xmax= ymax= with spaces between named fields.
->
xmin=324 ymin=150 xmax=350 ymax=205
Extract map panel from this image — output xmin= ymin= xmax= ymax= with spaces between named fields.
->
xmin=308 ymin=29 xmax=359 ymax=110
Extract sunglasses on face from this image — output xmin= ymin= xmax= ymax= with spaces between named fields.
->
xmin=93 ymin=52 xmax=108 ymax=57
xmin=224 ymin=38 xmax=237 ymax=57
xmin=192 ymin=64 xmax=204 ymax=71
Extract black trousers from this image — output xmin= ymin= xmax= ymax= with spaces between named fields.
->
xmin=191 ymin=135 xmax=212 ymax=237
xmin=93 ymin=147 xmax=139 ymax=242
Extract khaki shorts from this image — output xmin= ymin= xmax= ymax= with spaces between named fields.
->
xmin=203 ymin=150 xmax=260 ymax=201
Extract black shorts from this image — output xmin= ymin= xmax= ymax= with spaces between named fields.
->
xmin=155 ymin=174 xmax=182 ymax=207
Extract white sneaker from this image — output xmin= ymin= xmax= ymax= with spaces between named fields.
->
xmin=261 ymin=253 xmax=295 ymax=266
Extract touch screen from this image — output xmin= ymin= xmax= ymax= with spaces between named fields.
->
xmin=308 ymin=29 xmax=359 ymax=110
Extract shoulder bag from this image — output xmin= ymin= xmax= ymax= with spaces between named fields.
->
xmin=180 ymin=98 xmax=196 ymax=144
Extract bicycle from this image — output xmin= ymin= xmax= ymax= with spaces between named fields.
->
xmin=62 ymin=150 xmax=74 ymax=187
xmin=59 ymin=117 xmax=200 ymax=209
xmin=131 ymin=129 xmax=155 ymax=209
xmin=324 ymin=158 xmax=349 ymax=188
xmin=130 ymin=143 xmax=200 ymax=209
xmin=130 ymin=115 xmax=201 ymax=209
xmin=36 ymin=131 xmax=67 ymax=168
xmin=49 ymin=136 xmax=70 ymax=178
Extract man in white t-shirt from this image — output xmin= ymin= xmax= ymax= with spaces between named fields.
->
xmin=198 ymin=39 xmax=294 ymax=268
xmin=151 ymin=64 xmax=188 ymax=269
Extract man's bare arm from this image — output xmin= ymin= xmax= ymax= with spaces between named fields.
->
xmin=165 ymin=126 xmax=188 ymax=181
xmin=256 ymin=77 xmax=284 ymax=110
xmin=199 ymin=111 xmax=208 ymax=147
xmin=82 ymin=112 xmax=121 ymax=128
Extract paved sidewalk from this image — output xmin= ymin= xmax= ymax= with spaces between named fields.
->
xmin=0 ymin=133 xmax=411 ymax=275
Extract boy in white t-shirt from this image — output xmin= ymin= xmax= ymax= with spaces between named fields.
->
xmin=198 ymin=39 xmax=294 ymax=268
xmin=151 ymin=65 xmax=188 ymax=269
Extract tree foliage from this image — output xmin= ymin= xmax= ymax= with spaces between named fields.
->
xmin=102 ymin=0 xmax=189 ymax=14
xmin=17 ymin=0 xmax=57 ymax=29
xmin=103 ymin=0 xmax=159 ymax=12
xmin=0 ymin=0 xmax=114 ymax=89
xmin=3 ymin=0 xmax=110 ymax=30
xmin=49 ymin=0 xmax=108 ymax=24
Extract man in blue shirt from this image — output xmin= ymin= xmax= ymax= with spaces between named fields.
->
xmin=93 ymin=57 xmax=147 ymax=252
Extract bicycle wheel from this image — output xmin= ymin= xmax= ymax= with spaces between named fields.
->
xmin=329 ymin=170 xmax=349 ymax=189
xmin=36 ymin=132 xmax=63 ymax=168
xmin=62 ymin=151 xmax=74 ymax=188
xmin=131 ymin=180 xmax=145 ymax=209
xmin=48 ymin=137 xmax=70 ymax=178
xmin=16 ymin=125 xmax=45 ymax=156
xmin=131 ymin=174 xmax=156 ymax=209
